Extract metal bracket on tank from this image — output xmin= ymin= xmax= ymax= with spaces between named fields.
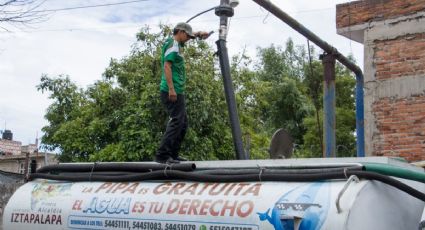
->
xmin=336 ymin=174 xmax=360 ymax=213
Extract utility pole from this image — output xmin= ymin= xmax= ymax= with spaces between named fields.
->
xmin=215 ymin=0 xmax=246 ymax=160
xmin=321 ymin=53 xmax=336 ymax=157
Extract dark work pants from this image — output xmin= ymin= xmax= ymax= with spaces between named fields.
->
xmin=156 ymin=92 xmax=188 ymax=160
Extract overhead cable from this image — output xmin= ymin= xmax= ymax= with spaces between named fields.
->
xmin=33 ymin=0 xmax=149 ymax=13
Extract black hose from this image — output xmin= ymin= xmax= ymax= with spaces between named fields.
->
xmin=28 ymin=169 xmax=425 ymax=202
xmin=29 ymin=171 xmax=344 ymax=182
xmin=30 ymin=171 xmax=165 ymax=182
xmin=51 ymin=172 xmax=145 ymax=177
xmin=36 ymin=162 xmax=196 ymax=173
xmin=346 ymin=170 xmax=425 ymax=202
xmin=196 ymin=166 xmax=364 ymax=175
xmin=32 ymin=166 xmax=360 ymax=181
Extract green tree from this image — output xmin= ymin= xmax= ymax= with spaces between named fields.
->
xmin=297 ymin=59 xmax=357 ymax=158
xmin=37 ymin=75 xmax=89 ymax=162
xmin=230 ymin=51 xmax=270 ymax=159
xmin=254 ymin=40 xmax=313 ymax=145
xmin=246 ymin=40 xmax=357 ymax=158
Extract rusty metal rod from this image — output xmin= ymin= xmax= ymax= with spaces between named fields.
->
xmin=252 ymin=0 xmax=365 ymax=157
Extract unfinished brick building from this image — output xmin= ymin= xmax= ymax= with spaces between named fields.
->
xmin=336 ymin=0 xmax=425 ymax=162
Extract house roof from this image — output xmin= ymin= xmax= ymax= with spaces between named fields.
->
xmin=0 ymin=169 xmax=24 ymax=183
xmin=0 ymin=152 xmax=56 ymax=161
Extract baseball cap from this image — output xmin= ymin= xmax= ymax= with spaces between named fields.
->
xmin=174 ymin=22 xmax=195 ymax=38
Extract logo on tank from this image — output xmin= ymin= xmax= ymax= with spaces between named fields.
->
xmin=257 ymin=182 xmax=330 ymax=230
xmin=31 ymin=181 xmax=72 ymax=210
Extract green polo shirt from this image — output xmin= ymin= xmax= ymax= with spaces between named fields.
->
xmin=160 ymin=37 xmax=186 ymax=94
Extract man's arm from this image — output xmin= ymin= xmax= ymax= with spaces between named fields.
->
xmin=164 ymin=61 xmax=177 ymax=102
xmin=194 ymin=31 xmax=213 ymax=40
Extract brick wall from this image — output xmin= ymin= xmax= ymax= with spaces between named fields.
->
xmin=374 ymin=33 xmax=425 ymax=80
xmin=0 ymin=139 xmax=22 ymax=156
xmin=373 ymin=96 xmax=425 ymax=161
xmin=337 ymin=0 xmax=425 ymax=162
xmin=336 ymin=0 xmax=425 ymax=28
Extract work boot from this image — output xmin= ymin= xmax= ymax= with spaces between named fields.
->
xmin=155 ymin=155 xmax=180 ymax=164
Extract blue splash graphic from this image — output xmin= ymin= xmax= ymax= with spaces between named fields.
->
xmin=257 ymin=182 xmax=330 ymax=230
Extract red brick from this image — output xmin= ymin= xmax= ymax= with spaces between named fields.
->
xmin=337 ymin=0 xmax=425 ymax=28
xmin=373 ymin=34 xmax=425 ymax=80
xmin=373 ymin=95 xmax=425 ymax=162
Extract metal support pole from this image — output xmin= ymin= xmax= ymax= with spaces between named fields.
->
xmin=215 ymin=0 xmax=246 ymax=160
xmin=252 ymin=0 xmax=361 ymax=74
xmin=24 ymin=152 xmax=29 ymax=177
xmin=355 ymin=73 xmax=365 ymax=157
xmin=252 ymin=0 xmax=365 ymax=157
xmin=322 ymin=53 xmax=336 ymax=158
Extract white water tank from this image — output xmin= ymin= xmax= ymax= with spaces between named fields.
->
xmin=3 ymin=157 xmax=424 ymax=230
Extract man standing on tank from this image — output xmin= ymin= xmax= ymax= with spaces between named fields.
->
xmin=155 ymin=22 xmax=210 ymax=164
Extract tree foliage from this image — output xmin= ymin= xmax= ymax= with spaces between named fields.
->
xmin=38 ymin=25 xmax=358 ymax=162
xmin=297 ymin=61 xmax=357 ymax=158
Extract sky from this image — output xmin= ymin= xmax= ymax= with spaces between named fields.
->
xmin=0 ymin=0 xmax=363 ymax=146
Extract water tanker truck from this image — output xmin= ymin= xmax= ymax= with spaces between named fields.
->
xmin=3 ymin=157 xmax=425 ymax=230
